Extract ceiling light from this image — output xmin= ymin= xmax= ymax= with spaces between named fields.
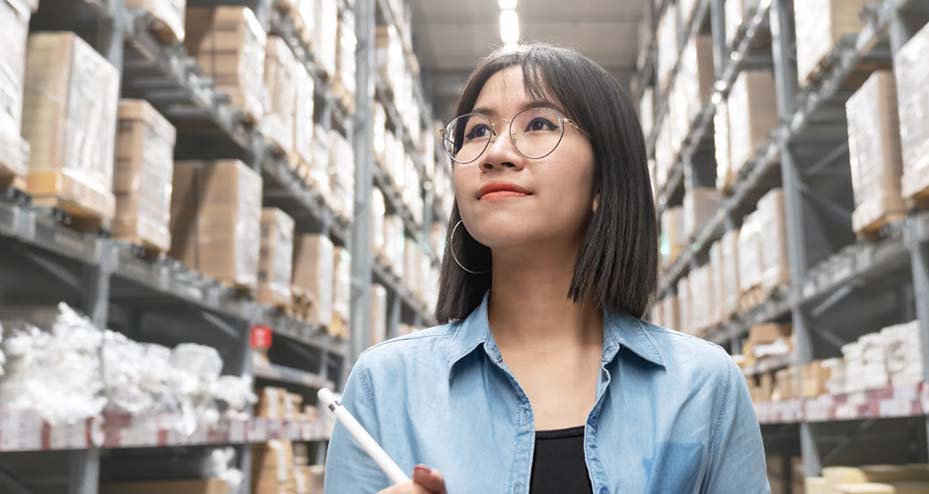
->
xmin=499 ymin=9 xmax=520 ymax=44
xmin=499 ymin=0 xmax=517 ymax=9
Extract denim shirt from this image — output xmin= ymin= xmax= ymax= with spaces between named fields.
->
xmin=324 ymin=294 xmax=769 ymax=494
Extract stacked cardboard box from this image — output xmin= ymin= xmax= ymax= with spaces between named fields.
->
xmin=894 ymin=22 xmax=929 ymax=202
xmin=262 ymin=36 xmax=297 ymax=155
xmin=688 ymin=263 xmax=715 ymax=336
xmin=639 ymin=87 xmax=654 ymax=141
xmin=100 ymin=479 xmax=231 ymax=494
xmin=113 ymin=99 xmax=176 ymax=253
xmin=710 ymin=241 xmax=726 ymax=326
xmin=742 ymin=323 xmax=793 ymax=369
xmin=715 ymin=100 xmax=734 ymax=191
xmin=677 ymin=276 xmax=692 ymax=335
xmin=656 ymin=2 xmax=679 ymax=92
xmin=660 ymin=207 xmax=685 ymax=267
xmin=806 ymin=465 xmax=929 ymax=494
xmin=661 ymin=294 xmax=680 ymax=330
xmin=842 ymin=333 xmax=889 ymax=393
xmin=684 ymin=187 xmax=721 ymax=239
xmin=384 ymin=215 xmax=405 ymax=277
xmin=738 ymin=208 xmax=764 ymax=298
xmin=0 ymin=0 xmax=31 ymax=186
xmin=335 ymin=9 xmax=357 ymax=108
xmin=124 ymin=0 xmax=186 ymax=43
xmin=668 ymin=75 xmax=690 ymax=161
xmin=821 ymin=357 xmax=846 ymax=395
xmin=772 ymin=366 xmax=799 ymax=401
xmin=332 ymin=247 xmax=351 ymax=339
xmin=292 ymin=234 xmax=334 ymax=327
xmin=678 ymin=34 xmax=714 ymax=127
xmin=801 ymin=360 xmax=832 ymax=398
xmin=370 ymin=283 xmax=387 ymax=347
xmin=403 ymin=155 xmax=424 ymax=225
xmin=371 ymin=188 xmax=386 ymax=260
xmin=757 ymin=189 xmax=790 ymax=291
xmin=719 ymin=229 xmax=741 ymax=320
xmin=882 ymin=321 xmax=923 ymax=386
xmin=185 ymin=6 xmax=266 ymax=122
xmin=170 ymin=160 xmax=262 ymax=290
xmin=327 ymin=130 xmax=355 ymax=221
xmin=257 ymin=209 xmax=294 ymax=308
xmin=727 ymin=69 xmax=778 ymax=177
xmin=310 ymin=124 xmax=330 ymax=195
xmin=252 ymin=440 xmax=297 ymax=494
xmin=22 ymin=32 xmax=119 ymax=226
xmin=794 ymin=0 xmax=869 ymax=86
xmin=404 ymin=238 xmax=420 ymax=298
xmin=846 ymin=71 xmax=906 ymax=236
xmin=292 ymin=64 xmax=315 ymax=176
xmin=654 ymin=117 xmax=674 ymax=190
xmin=312 ymin=0 xmax=338 ymax=80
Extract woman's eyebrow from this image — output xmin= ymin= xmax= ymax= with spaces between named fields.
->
xmin=470 ymin=100 xmax=563 ymax=117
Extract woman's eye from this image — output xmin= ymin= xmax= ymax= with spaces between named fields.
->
xmin=465 ymin=124 xmax=491 ymax=140
xmin=526 ymin=118 xmax=557 ymax=132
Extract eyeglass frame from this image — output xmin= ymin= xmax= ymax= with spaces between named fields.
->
xmin=438 ymin=105 xmax=589 ymax=165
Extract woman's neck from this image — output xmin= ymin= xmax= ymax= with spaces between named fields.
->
xmin=487 ymin=245 xmax=603 ymax=352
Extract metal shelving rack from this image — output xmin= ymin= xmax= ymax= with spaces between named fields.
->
xmin=0 ymin=0 xmax=444 ymax=492
xmin=636 ymin=0 xmax=929 ymax=490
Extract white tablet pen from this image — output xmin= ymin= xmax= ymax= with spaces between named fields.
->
xmin=318 ymin=387 xmax=411 ymax=484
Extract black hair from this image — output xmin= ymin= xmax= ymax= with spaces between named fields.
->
xmin=435 ymin=42 xmax=658 ymax=323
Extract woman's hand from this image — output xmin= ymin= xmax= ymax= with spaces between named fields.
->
xmin=377 ymin=465 xmax=447 ymax=494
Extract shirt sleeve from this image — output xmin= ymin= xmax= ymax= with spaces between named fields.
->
xmin=323 ymin=357 xmax=392 ymax=494
xmin=701 ymin=358 xmax=771 ymax=494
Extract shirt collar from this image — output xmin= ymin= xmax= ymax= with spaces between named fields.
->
xmin=446 ymin=292 xmax=665 ymax=378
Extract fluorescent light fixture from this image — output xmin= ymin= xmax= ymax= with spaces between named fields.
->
xmin=499 ymin=0 xmax=517 ymax=9
xmin=500 ymin=9 xmax=520 ymax=44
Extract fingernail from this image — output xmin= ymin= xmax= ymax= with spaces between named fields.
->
xmin=413 ymin=465 xmax=430 ymax=475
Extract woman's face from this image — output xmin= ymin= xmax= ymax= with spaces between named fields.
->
xmin=453 ymin=66 xmax=597 ymax=252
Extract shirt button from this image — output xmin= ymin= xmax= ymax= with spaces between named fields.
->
xmin=599 ymin=487 xmax=609 ymax=494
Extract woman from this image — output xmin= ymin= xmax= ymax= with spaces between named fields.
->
xmin=324 ymin=43 xmax=769 ymax=494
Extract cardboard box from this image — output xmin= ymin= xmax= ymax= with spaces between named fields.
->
xmin=894 ymin=22 xmax=929 ymax=201
xmin=100 ymin=479 xmax=230 ymax=494
xmin=257 ymin=386 xmax=287 ymax=419
xmin=728 ymin=69 xmax=778 ymax=176
xmin=720 ymin=229 xmax=741 ymax=318
xmin=22 ymin=32 xmax=119 ymax=224
xmin=170 ymin=160 xmax=262 ymax=290
xmin=0 ymin=0 xmax=31 ymax=183
xmin=384 ymin=215 xmax=405 ymax=276
xmin=185 ymin=6 xmax=266 ymax=121
xmin=684 ymin=187 xmax=721 ymax=239
xmin=656 ymin=2 xmax=679 ymax=92
xmin=113 ymin=99 xmax=176 ymax=253
xmin=124 ymin=0 xmax=186 ymax=43
xmin=370 ymin=283 xmax=387 ymax=347
xmin=312 ymin=0 xmax=338 ymax=79
xmin=332 ymin=247 xmax=351 ymax=333
xmin=677 ymin=276 xmax=691 ymax=334
xmin=371 ymin=187 xmax=386 ymax=259
xmin=679 ymin=34 xmax=715 ymax=122
xmin=802 ymin=360 xmax=831 ymax=397
xmin=715 ymin=100 xmax=734 ymax=191
xmin=748 ymin=323 xmax=791 ymax=346
xmin=257 ymin=208 xmax=295 ymax=308
xmin=795 ymin=0 xmax=869 ymax=86
xmin=327 ymin=130 xmax=354 ymax=220
xmin=310 ymin=124 xmax=331 ymax=194
xmin=738 ymin=210 xmax=764 ymax=294
xmin=710 ymin=241 xmax=725 ymax=326
xmin=660 ymin=207 xmax=685 ymax=267
xmin=262 ymin=36 xmax=297 ymax=155
xmin=846 ymin=71 xmax=906 ymax=235
xmin=335 ymin=9 xmax=357 ymax=102
xmin=292 ymin=64 xmax=315 ymax=171
xmin=292 ymin=234 xmax=334 ymax=327
xmin=639 ymin=87 xmax=654 ymax=140
xmin=252 ymin=440 xmax=296 ymax=494
xmin=757 ymin=189 xmax=790 ymax=290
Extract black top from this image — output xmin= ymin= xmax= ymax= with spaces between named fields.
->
xmin=529 ymin=425 xmax=593 ymax=494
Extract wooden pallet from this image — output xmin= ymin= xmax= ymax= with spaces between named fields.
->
xmin=739 ymin=285 xmax=769 ymax=312
xmin=148 ymin=16 xmax=182 ymax=45
xmin=328 ymin=313 xmax=348 ymax=340
xmin=288 ymin=286 xmax=315 ymax=323
xmin=120 ymin=238 xmax=168 ymax=262
xmin=332 ymin=81 xmax=355 ymax=114
xmin=32 ymin=201 xmax=110 ymax=234
xmin=0 ymin=175 xmax=27 ymax=197
xmin=855 ymin=210 xmax=907 ymax=241
xmin=800 ymin=37 xmax=891 ymax=90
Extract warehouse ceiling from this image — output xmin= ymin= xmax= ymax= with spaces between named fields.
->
xmin=409 ymin=0 xmax=646 ymax=121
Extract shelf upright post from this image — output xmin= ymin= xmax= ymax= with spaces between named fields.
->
xmin=347 ymin=0 xmax=376 ymax=384
xmin=770 ymin=0 xmax=820 ymax=478
xmin=709 ymin=0 xmax=728 ymax=80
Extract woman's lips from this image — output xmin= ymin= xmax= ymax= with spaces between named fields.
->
xmin=479 ymin=190 xmax=529 ymax=201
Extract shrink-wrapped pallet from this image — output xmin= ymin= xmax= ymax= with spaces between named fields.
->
xmin=256 ymin=208 xmax=294 ymax=308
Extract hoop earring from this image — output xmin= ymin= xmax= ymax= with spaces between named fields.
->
xmin=450 ymin=220 xmax=490 ymax=275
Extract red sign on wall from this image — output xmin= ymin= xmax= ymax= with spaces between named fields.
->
xmin=250 ymin=325 xmax=273 ymax=349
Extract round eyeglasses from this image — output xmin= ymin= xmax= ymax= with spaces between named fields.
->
xmin=439 ymin=106 xmax=586 ymax=165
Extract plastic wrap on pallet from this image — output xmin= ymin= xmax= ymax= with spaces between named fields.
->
xmin=312 ymin=0 xmax=338 ymax=79
xmin=639 ymin=87 xmax=654 ymax=142
xmin=257 ymin=208 xmax=295 ymax=308
xmin=756 ymin=189 xmax=789 ymax=291
xmin=683 ymin=187 xmax=720 ymax=239
xmin=724 ymin=0 xmax=749 ymax=47
xmin=332 ymin=247 xmax=351 ymax=337
xmin=113 ymin=99 xmax=176 ymax=253
xmin=124 ymin=0 xmax=186 ymax=43
xmin=728 ymin=69 xmax=777 ymax=177
xmin=292 ymin=234 xmax=334 ymax=327
xmin=311 ymin=124 xmax=331 ymax=196
xmin=714 ymin=100 xmax=733 ymax=191
xmin=170 ymin=160 xmax=262 ymax=290
xmin=384 ymin=215 xmax=405 ymax=276
xmin=0 ymin=0 xmax=30 ymax=182
xmin=328 ymin=130 xmax=355 ymax=220
xmin=882 ymin=321 xmax=923 ymax=386
xmin=894 ymin=22 xmax=929 ymax=201
xmin=336 ymin=9 xmax=357 ymax=103
xmin=720 ymin=228 xmax=741 ymax=318
xmin=656 ymin=2 xmax=678 ymax=91
xmin=738 ymin=210 xmax=763 ymax=293
xmin=185 ymin=6 xmax=267 ymax=121
xmin=371 ymin=187 xmax=386 ymax=258
xmin=292 ymin=63 xmax=315 ymax=170
xmin=660 ymin=206 xmax=685 ymax=267
xmin=0 ymin=303 xmax=106 ymax=424
xmin=370 ymin=284 xmax=387 ymax=347
xmin=846 ymin=71 xmax=906 ymax=235
xmin=22 ymin=32 xmax=118 ymax=223
xmin=794 ymin=0 xmax=869 ymax=87
xmin=677 ymin=275 xmax=691 ymax=335
xmin=262 ymin=36 xmax=297 ymax=155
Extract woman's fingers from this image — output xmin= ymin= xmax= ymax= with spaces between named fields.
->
xmin=412 ymin=465 xmax=447 ymax=494
xmin=377 ymin=481 xmax=414 ymax=493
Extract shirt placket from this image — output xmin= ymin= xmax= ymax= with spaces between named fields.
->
xmin=585 ymin=354 xmax=616 ymax=494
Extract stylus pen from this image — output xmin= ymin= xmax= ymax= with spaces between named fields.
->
xmin=318 ymin=388 xmax=411 ymax=484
